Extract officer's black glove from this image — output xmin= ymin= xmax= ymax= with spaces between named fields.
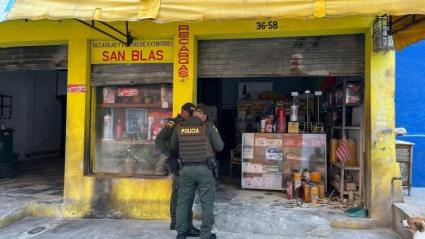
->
xmin=166 ymin=156 xmax=180 ymax=175
xmin=207 ymin=158 xmax=219 ymax=179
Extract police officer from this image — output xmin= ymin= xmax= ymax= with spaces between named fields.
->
xmin=171 ymin=106 xmax=224 ymax=239
xmin=155 ymin=102 xmax=200 ymax=237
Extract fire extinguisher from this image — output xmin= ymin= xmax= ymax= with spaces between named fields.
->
xmin=276 ymin=103 xmax=286 ymax=133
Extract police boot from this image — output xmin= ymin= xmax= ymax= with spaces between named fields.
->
xmin=186 ymin=226 xmax=200 ymax=237
xmin=210 ymin=233 xmax=217 ymax=239
xmin=170 ymin=222 xmax=176 ymax=230
xmin=176 ymin=233 xmax=186 ymax=239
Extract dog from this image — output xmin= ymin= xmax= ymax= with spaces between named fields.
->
xmin=401 ymin=217 xmax=425 ymax=239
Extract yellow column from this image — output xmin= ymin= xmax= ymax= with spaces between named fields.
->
xmin=63 ymin=38 xmax=94 ymax=217
xmin=365 ymin=31 xmax=403 ymax=226
xmin=173 ymin=24 xmax=197 ymax=115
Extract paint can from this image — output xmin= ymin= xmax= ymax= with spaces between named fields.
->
xmin=318 ymin=184 xmax=325 ymax=199
xmin=311 ymin=185 xmax=319 ymax=204
xmin=330 ymin=139 xmax=339 ymax=162
xmin=293 ymin=172 xmax=302 ymax=199
xmin=310 ymin=171 xmax=321 ymax=183
xmin=303 ymin=183 xmax=311 ymax=203
xmin=286 ymin=181 xmax=294 ymax=200
xmin=303 ymin=170 xmax=311 ymax=182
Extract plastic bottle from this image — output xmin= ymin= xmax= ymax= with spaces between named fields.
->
xmin=103 ymin=114 xmax=112 ymax=140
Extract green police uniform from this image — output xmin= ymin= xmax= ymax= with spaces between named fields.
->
xmin=155 ymin=115 xmax=195 ymax=230
xmin=171 ymin=117 xmax=224 ymax=239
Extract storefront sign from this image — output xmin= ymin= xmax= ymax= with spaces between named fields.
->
xmin=117 ymin=88 xmax=139 ymax=97
xmin=91 ymin=40 xmax=173 ymax=64
xmin=177 ymin=25 xmax=190 ymax=82
xmin=67 ymin=84 xmax=87 ymax=93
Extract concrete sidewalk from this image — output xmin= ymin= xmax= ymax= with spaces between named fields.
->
xmin=0 ymin=159 xmax=63 ymax=229
xmin=0 ymin=217 xmax=401 ymax=239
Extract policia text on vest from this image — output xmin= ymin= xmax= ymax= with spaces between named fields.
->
xmin=171 ymin=116 xmax=224 ymax=239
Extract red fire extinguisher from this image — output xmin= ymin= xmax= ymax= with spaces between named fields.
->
xmin=276 ymin=104 xmax=286 ymax=133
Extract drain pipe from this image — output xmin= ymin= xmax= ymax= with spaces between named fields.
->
xmin=391 ymin=177 xmax=402 ymax=196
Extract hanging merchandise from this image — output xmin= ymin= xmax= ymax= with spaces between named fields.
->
xmin=160 ymin=86 xmax=169 ymax=108
xmin=103 ymin=87 xmax=115 ymax=104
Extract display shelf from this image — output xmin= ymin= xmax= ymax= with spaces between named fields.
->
xmin=335 ymin=103 xmax=361 ymax=108
xmin=332 ymin=78 xmax=363 ymax=89
xmin=98 ymin=103 xmax=165 ymax=108
xmin=329 ymin=78 xmax=364 ymax=202
xmin=332 ymin=126 xmax=361 ymax=130
xmin=328 ymin=104 xmax=361 ymax=111
xmin=99 ymin=140 xmax=156 ymax=145
xmin=330 ymin=181 xmax=360 ymax=195
xmin=0 ymin=95 xmax=12 ymax=119
xmin=331 ymin=161 xmax=360 ymax=170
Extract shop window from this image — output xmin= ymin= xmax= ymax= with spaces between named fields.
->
xmin=92 ymin=84 xmax=173 ymax=176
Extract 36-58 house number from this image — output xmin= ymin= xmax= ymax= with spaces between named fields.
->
xmin=256 ymin=21 xmax=279 ymax=30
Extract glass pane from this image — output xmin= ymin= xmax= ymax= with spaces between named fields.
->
xmin=93 ymin=84 xmax=173 ymax=176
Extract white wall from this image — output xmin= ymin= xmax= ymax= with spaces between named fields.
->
xmin=0 ymin=70 xmax=66 ymax=160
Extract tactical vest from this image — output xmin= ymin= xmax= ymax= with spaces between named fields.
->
xmin=177 ymin=123 xmax=214 ymax=163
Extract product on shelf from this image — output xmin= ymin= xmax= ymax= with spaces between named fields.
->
xmin=148 ymin=112 xmax=172 ymax=140
xmin=103 ymin=113 xmax=113 ymax=140
xmin=103 ymin=88 xmax=115 ymax=104
xmin=346 ymin=82 xmax=362 ymax=104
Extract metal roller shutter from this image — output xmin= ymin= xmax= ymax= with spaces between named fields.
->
xmin=91 ymin=64 xmax=173 ymax=86
xmin=198 ymin=34 xmax=364 ymax=78
xmin=0 ymin=45 xmax=67 ymax=71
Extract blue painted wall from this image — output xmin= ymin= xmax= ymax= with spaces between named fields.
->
xmin=396 ymin=40 xmax=425 ymax=187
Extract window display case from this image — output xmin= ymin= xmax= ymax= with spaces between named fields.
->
xmin=93 ymin=84 xmax=172 ymax=176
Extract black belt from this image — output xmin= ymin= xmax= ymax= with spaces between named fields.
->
xmin=181 ymin=160 xmax=208 ymax=166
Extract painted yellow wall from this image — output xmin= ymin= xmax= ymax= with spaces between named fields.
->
xmin=364 ymin=31 xmax=403 ymax=226
xmin=0 ymin=16 xmax=402 ymax=223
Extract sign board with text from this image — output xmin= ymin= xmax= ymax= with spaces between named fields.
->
xmin=91 ymin=40 xmax=173 ymax=64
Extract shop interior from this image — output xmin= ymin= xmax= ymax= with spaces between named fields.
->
xmin=0 ymin=69 xmax=66 ymax=198
xmin=197 ymin=75 xmax=365 ymax=209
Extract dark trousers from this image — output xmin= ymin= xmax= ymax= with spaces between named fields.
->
xmin=171 ymin=175 xmax=194 ymax=228
xmin=176 ymin=165 xmax=215 ymax=239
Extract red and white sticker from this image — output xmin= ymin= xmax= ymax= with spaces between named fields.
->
xmin=67 ymin=84 xmax=87 ymax=93
xmin=117 ymin=88 xmax=139 ymax=97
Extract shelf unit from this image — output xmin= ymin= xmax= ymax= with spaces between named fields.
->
xmin=0 ymin=95 xmax=12 ymax=119
xmin=98 ymin=103 xmax=164 ymax=109
xmin=329 ymin=78 xmax=364 ymax=201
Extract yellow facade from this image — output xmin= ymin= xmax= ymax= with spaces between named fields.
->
xmin=0 ymin=16 xmax=402 ymax=225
